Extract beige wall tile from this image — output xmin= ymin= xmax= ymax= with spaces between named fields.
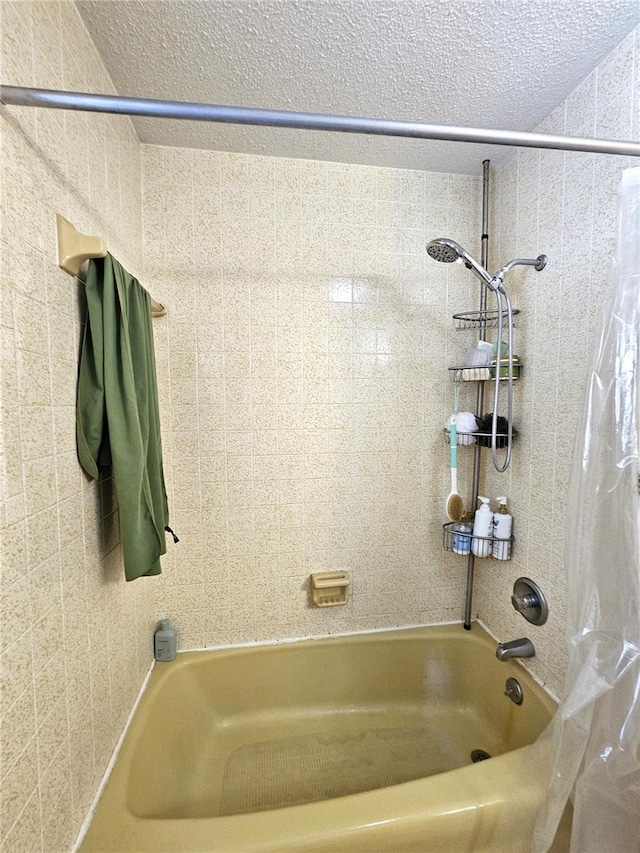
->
xmin=1 ymin=681 xmax=37 ymax=774
xmin=0 ymin=733 xmax=39 ymax=842
xmin=0 ymin=789 xmax=42 ymax=853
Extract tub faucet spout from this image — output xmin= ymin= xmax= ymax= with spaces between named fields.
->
xmin=495 ymin=637 xmax=535 ymax=661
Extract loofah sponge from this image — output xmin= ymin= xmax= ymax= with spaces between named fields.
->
xmin=447 ymin=411 xmax=480 ymax=445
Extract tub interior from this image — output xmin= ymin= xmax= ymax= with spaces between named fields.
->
xmin=126 ymin=628 xmax=552 ymax=820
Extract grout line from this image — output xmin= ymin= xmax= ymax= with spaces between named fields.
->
xmin=0 ymin=730 xmax=35 ymax=833
xmin=188 ymin=148 xmax=206 ymax=622
xmin=219 ymin=152 xmax=231 ymax=618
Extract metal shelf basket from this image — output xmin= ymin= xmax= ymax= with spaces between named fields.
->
xmin=443 ymin=522 xmax=513 ymax=559
xmin=452 ymin=308 xmax=520 ymax=331
xmin=448 ymin=363 xmax=522 ymax=382
xmin=443 ymin=428 xmax=515 ymax=448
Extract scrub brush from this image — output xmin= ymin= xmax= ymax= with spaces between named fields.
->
xmin=446 ymin=385 xmax=465 ymax=522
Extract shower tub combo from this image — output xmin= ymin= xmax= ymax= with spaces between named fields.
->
xmin=80 ymin=624 xmax=569 ymax=852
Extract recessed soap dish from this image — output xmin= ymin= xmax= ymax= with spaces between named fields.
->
xmin=310 ymin=572 xmax=350 ymax=607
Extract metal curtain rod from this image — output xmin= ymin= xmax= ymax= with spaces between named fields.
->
xmin=2 ymin=85 xmax=640 ymax=158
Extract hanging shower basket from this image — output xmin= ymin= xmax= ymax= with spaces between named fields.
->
xmin=452 ymin=308 xmax=520 ymax=332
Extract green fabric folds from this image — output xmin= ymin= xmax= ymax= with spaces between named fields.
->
xmin=77 ymin=254 xmax=169 ymax=581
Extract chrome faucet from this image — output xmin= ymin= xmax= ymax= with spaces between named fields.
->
xmin=495 ymin=637 xmax=535 ymax=661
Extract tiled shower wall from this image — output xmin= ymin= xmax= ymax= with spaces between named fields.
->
xmin=0 ymin=3 xmax=153 ymax=851
xmin=142 ymin=146 xmax=482 ymax=648
xmin=476 ymin=25 xmax=640 ymax=696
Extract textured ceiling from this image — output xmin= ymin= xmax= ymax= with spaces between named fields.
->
xmin=76 ymin=0 xmax=640 ymax=175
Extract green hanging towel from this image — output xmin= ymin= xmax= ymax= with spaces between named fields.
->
xmin=77 ymin=254 xmax=169 ymax=581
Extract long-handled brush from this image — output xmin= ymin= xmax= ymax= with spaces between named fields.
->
xmin=446 ymin=384 xmax=465 ymax=521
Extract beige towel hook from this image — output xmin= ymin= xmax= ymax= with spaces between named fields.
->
xmin=55 ymin=214 xmax=167 ymax=318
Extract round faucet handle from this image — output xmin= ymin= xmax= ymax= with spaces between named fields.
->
xmin=511 ymin=593 xmax=538 ymax=611
xmin=511 ymin=577 xmax=548 ymax=626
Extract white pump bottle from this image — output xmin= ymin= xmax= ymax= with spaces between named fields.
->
xmin=492 ymin=496 xmax=512 ymax=560
xmin=471 ymin=496 xmax=493 ymax=557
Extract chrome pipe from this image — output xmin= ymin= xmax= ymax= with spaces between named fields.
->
xmin=495 ymin=254 xmax=547 ymax=279
xmin=480 ymin=159 xmax=490 ymax=274
xmin=2 ymin=85 xmax=640 ymax=157
xmin=464 ymin=160 xmax=491 ymax=631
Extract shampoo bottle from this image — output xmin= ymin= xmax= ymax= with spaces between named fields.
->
xmin=154 ymin=619 xmax=177 ymax=662
xmin=492 ymin=496 xmax=512 ymax=560
xmin=471 ymin=496 xmax=493 ymax=557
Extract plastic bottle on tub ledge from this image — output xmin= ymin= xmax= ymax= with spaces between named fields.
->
xmin=471 ymin=496 xmax=493 ymax=557
xmin=154 ymin=619 xmax=177 ymax=661
xmin=492 ymin=496 xmax=513 ymax=560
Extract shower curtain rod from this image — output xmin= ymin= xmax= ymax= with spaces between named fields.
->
xmin=2 ymin=85 xmax=640 ymax=158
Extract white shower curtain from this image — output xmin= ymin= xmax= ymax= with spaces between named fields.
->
xmin=532 ymin=166 xmax=640 ymax=853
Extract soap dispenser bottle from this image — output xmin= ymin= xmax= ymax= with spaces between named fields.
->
xmin=471 ymin=496 xmax=493 ymax=557
xmin=154 ymin=619 xmax=177 ymax=662
xmin=492 ymin=496 xmax=512 ymax=560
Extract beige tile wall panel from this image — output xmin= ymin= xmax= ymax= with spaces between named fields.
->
xmin=477 ymin=27 xmax=640 ymax=698
xmin=143 ymin=146 xmax=482 ymax=649
xmin=0 ymin=3 xmax=153 ymax=851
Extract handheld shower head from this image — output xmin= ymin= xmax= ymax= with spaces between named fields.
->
xmin=426 ymin=238 xmax=494 ymax=286
xmin=426 ymin=237 xmax=462 ymax=264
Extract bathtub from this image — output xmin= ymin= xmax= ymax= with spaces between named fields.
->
xmin=80 ymin=624 xmax=570 ymax=852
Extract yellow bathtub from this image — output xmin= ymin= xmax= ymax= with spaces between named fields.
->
xmin=80 ymin=624 xmax=570 ymax=852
